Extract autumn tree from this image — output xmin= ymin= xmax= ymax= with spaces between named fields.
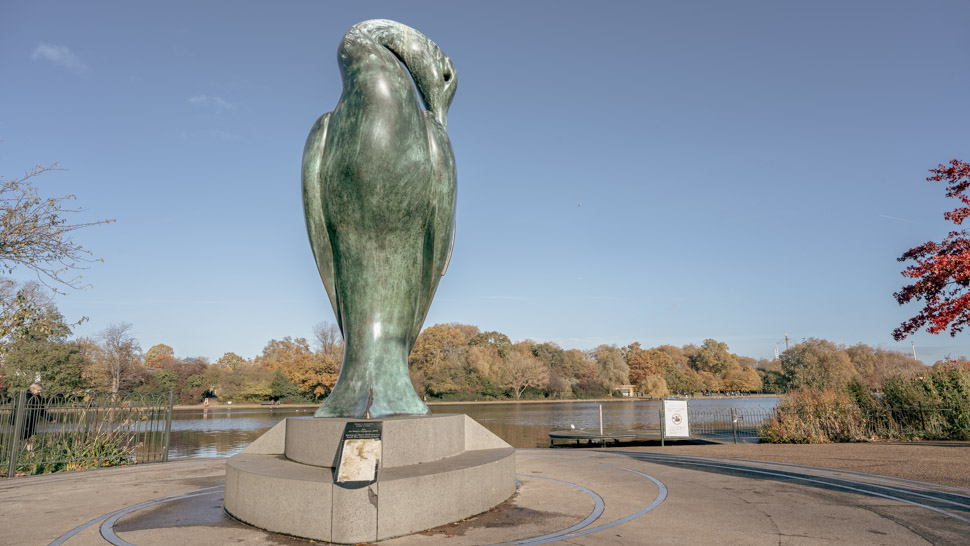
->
xmin=0 ymin=161 xmax=113 ymax=291
xmin=313 ymin=321 xmax=344 ymax=361
xmin=573 ymin=358 xmax=606 ymax=397
xmin=894 ymin=160 xmax=970 ymax=340
xmin=626 ymin=346 xmax=674 ymax=386
xmin=0 ymin=279 xmax=74 ymax=346
xmin=754 ymin=358 xmax=785 ymax=393
xmin=257 ymin=337 xmax=314 ymax=370
xmin=655 ymin=345 xmax=690 ymax=368
xmin=722 ymin=366 xmax=762 ymax=392
xmin=423 ymin=359 xmax=473 ymax=398
xmin=286 ymin=356 xmax=339 ymax=400
xmin=780 ymin=338 xmax=858 ymax=392
xmin=638 ymin=375 xmax=669 ymax=398
xmin=5 ymin=339 xmax=91 ymax=394
xmin=554 ymin=348 xmax=587 ymax=379
xmin=96 ymin=322 xmax=143 ymax=394
xmin=1 ymin=302 xmax=92 ymax=394
xmin=528 ymin=342 xmax=563 ymax=369
xmin=216 ymin=351 xmax=248 ymax=370
xmin=594 ymin=345 xmax=629 ymax=394
xmin=256 ymin=337 xmax=336 ymax=400
xmin=145 ymin=354 xmax=209 ymax=403
xmin=451 ymin=323 xmax=482 ymax=343
xmin=143 ymin=344 xmax=174 ymax=368
xmin=494 ymin=348 xmax=549 ymax=399
xmin=689 ymin=339 xmax=740 ymax=375
xmin=845 ymin=344 xmax=923 ymax=390
xmin=409 ymin=323 xmax=468 ymax=374
xmin=218 ymin=360 xmax=273 ymax=402
xmin=468 ymin=330 xmax=512 ymax=357
xmin=269 ymin=369 xmax=302 ymax=401
xmin=546 ymin=369 xmax=574 ymax=399
xmin=664 ymin=366 xmax=692 ymax=394
xmin=695 ymin=370 xmax=723 ymax=392
xmin=465 ymin=344 xmax=500 ymax=378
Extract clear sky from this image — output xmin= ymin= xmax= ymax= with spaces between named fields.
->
xmin=1 ymin=1 xmax=968 ymax=364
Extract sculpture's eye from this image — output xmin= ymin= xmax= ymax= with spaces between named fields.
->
xmin=443 ymin=70 xmax=452 ymax=82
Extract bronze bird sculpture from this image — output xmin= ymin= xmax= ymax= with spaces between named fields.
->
xmin=301 ymin=20 xmax=457 ymax=418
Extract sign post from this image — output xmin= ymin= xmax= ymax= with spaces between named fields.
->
xmin=661 ymin=399 xmax=689 ymax=443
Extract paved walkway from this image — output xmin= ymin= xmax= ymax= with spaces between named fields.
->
xmin=1 ymin=445 xmax=968 ymax=545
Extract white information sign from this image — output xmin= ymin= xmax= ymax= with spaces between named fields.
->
xmin=662 ymin=399 xmax=690 ymax=438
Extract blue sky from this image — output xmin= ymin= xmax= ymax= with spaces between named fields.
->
xmin=1 ymin=1 xmax=967 ymax=364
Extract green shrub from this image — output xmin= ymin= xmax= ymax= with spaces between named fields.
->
xmin=16 ymin=433 xmax=135 ymax=475
xmin=759 ymin=389 xmax=866 ymax=443
xmin=760 ymin=366 xmax=970 ymax=443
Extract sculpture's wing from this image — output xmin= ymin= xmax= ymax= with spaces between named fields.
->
xmin=301 ymin=112 xmax=342 ymax=334
xmin=409 ymin=115 xmax=457 ymax=349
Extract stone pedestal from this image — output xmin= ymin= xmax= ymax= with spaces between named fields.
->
xmin=224 ymin=414 xmax=516 ymax=544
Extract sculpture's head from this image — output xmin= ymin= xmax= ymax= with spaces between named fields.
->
xmin=382 ymin=21 xmax=456 ymax=129
xmin=405 ymin=38 xmax=456 ymax=129
xmin=344 ymin=20 xmax=457 ymax=129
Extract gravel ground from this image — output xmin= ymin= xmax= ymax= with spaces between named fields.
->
xmin=624 ymin=441 xmax=970 ymax=489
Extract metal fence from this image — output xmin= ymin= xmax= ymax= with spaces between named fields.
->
xmin=688 ymin=404 xmax=969 ymax=444
xmin=0 ymin=391 xmax=174 ymax=478
xmin=688 ymin=407 xmax=776 ymax=444
xmin=859 ymin=405 xmax=969 ymax=439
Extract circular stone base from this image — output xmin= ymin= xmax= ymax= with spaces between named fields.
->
xmin=224 ymin=414 xmax=516 ymax=544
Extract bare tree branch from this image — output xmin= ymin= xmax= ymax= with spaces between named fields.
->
xmin=0 ymin=162 xmax=114 ymax=292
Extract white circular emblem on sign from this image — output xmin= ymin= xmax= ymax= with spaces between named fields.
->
xmin=671 ymin=413 xmax=683 ymax=425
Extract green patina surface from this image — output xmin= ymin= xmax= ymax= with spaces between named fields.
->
xmin=301 ymin=20 xmax=457 ymax=418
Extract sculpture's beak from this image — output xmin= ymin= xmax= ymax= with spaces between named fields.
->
xmin=435 ymin=109 xmax=448 ymax=129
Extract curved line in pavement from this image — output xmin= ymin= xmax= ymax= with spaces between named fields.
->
xmin=100 ymin=489 xmax=223 ymax=545
xmin=632 ymin=454 xmax=970 ymax=525
xmin=513 ymin=455 xmax=669 ymax=544
xmin=499 ymin=474 xmax=605 ymax=545
xmin=48 ymin=485 xmax=223 ymax=546
xmin=630 ymin=452 xmax=970 ymax=511
xmin=628 ymin=451 xmax=970 ymax=496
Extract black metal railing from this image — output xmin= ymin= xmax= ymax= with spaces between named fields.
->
xmin=0 ymin=391 xmax=174 ymax=477
xmin=688 ymin=404 xmax=969 ymax=444
xmin=688 ymin=407 xmax=776 ymax=444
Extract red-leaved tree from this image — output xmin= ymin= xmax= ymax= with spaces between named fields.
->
xmin=893 ymin=159 xmax=970 ymax=340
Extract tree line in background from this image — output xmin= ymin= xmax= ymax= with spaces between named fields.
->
xmin=2 ymin=283 xmax=965 ymax=406
xmin=402 ymin=324 xmax=965 ymax=403
xmin=0 ymin=288 xmax=344 ymax=404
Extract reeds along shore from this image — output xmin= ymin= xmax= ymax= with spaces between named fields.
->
xmin=760 ymin=365 xmax=970 ymax=443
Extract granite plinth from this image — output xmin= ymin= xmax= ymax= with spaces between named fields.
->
xmin=224 ymin=414 xmax=515 ymax=544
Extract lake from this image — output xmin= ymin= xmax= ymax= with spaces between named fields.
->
xmin=167 ymin=397 xmax=779 ymax=459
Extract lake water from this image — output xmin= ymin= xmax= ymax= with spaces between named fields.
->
xmin=167 ymin=397 xmax=779 ymax=459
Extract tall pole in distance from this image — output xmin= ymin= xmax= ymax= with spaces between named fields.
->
xmin=784 ymin=334 xmax=790 ymax=352
xmin=911 ymin=341 xmax=918 ymax=361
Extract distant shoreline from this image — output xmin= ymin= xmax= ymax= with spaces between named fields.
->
xmin=172 ymin=393 xmax=779 ymax=411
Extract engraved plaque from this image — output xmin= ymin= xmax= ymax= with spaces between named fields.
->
xmin=334 ymin=422 xmax=383 ymax=488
